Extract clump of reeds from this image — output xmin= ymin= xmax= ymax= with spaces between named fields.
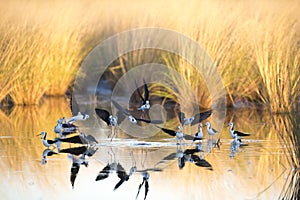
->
xmin=0 ymin=0 xmax=299 ymax=111
xmin=248 ymin=2 xmax=300 ymax=113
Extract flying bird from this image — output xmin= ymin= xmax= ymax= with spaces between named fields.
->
xmin=135 ymin=79 xmax=150 ymax=111
xmin=68 ymin=112 xmax=89 ymax=124
xmin=178 ymin=110 xmax=212 ymax=126
xmin=156 ymin=126 xmax=195 ymax=145
xmin=112 ymin=100 xmax=162 ymax=125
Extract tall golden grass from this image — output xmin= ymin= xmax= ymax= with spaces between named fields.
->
xmin=0 ymin=0 xmax=299 ymax=112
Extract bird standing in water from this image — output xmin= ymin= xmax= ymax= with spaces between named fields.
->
xmin=205 ymin=122 xmax=218 ymax=138
xmin=37 ymin=131 xmax=58 ymax=148
xmin=228 ymin=122 xmax=250 ymax=139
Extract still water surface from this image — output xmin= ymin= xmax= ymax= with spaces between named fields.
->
xmin=0 ymin=98 xmax=296 ymax=199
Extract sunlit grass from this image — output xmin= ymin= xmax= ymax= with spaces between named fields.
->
xmin=0 ymin=0 xmax=299 ymax=112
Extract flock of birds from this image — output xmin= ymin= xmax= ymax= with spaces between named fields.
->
xmin=37 ymin=80 xmax=252 ymax=199
xmin=93 ymin=79 xmax=251 ymax=146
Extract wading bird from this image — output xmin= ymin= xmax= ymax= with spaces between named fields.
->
xmin=57 ymin=132 xmax=98 ymax=145
xmin=193 ymin=123 xmax=204 ymax=142
xmin=37 ymin=131 xmax=58 ymax=148
xmin=205 ymin=122 xmax=218 ymax=138
xmin=54 ymin=118 xmax=78 ymax=135
xmin=228 ymin=122 xmax=250 ymax=138
xmin=178 ymin=110 xmax=212 ymax=126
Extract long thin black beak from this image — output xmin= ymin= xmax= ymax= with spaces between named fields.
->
xmin=36 ymin=133 xmax=42 ymax=136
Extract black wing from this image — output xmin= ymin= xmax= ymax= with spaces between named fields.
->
xmin=85 ymin=135 xmax=98 ymax=144
xmin=191 ymin=110 xmax=212 ymax=126
xmin=192 ymin=155 xmax=213 ymax=170
xmin=178 ymin=112 xmax=185 ymax=126
xmin=60 ymin=146 xmax=88 ymax=155
xmin=135 ymin=80 xmax=145 ymax=103
xmin=114 ymin=179 xmax=125 ymax=191
xmin=116 ymin=163 xmax=129 ymax=179
xmin=183 ymin=134 xmax=195 ymax=141
xmin=116 ymin=110 xmax=126 ymax=124
xmin=184 ymin=148 xmax=200 ymax=155
xmin=178 ymin=156 xmax=185 ymax=169
xmin=234 ymin=130 xmax=250 ymax=137
xmin=136 ymin=179 xmax=145 ymax=200
xmin=58 ymin=135 xmax=84 ymax=144
xmin=95 ymin=164 xmax=111 ymax=181
xmin=143 ymin=79 xmax=149 ymax=102
xmin=136 ymin=118 xmax=163 ymax=124
xmin=144 ymin=180 xmax=149 ymax=200
xmin=112 ymin=99 xmax=131 ymax=116
xmin=70 ymin=163 xmax=80 ymax=189
xmin=95 ymin=108 xmax=110 ymax=126
xmin=156 ymin=152 xmax=177 ymax=165
xmin=114 ymin=164 xmax=129 ymax=191
xmin=62 ymin=123 xmax=77 ymax=129
xmin=158 ymin=127 xmax=176 ymax=137
xmin=193 ymin=131 xmax=204 ymax=141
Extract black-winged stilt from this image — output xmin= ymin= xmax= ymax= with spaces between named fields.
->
xmin=41 ymin=149 xmax=58 ymax=165
xmin=205 ymin=122 xmax=218 ymax=137
xmin=178 ymin=110 xmax=212 ymax=126
xmin=69 ymin=154 xmax=88 ymax=189
xmin=68 ymin=112 xmax=89 ymax=124
xmin=95 ymin=163 xmax=111 ymax=181
xmin=37 ymin=131 xmax=58 ymax=148
xmin=156 ymin=125 xmax=195 ymax=145
xmin=193 ymin=123 xmax=204 ymax=142
xmin=95 ymin=108 xmax=120 ymax=140
xmin=136 ymin=171 xmax=149 ymax=200
xmin=112 ymin=100 xmax=163 ymax=125
xmin=79 ymin=132 xmax=98 ymax=145
xmin=54 ymin=118 xmax=77 ymax=134
xmin=135 ymin=79 xmax=150 ymax=111
xmin=228 ymin=122 xmax=250 ymax=138
xmin=114 ymin=163 xmax=130 ymax=191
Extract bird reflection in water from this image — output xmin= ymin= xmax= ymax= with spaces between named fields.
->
xmin=60 ymin=146 xmax=98 ymax=188
xmin=41 ymin=149 xmax=58 ymax=165
xmin=206 ymin=138 xmax=221 ymax=154
xmin=229 ymin=135 xmax=248 ymax=158
xmin=95 ymin=149 xmax=132 ymax=191
xmin=132 ymin=149 xmax=162 ymax=200
xmin=157 ymin=144 xmax=213 ymax=171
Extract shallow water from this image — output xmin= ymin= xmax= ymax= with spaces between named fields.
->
xmin=0 ymin=98 xmax=297 ymax=199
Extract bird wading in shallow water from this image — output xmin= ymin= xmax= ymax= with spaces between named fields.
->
xmin=228 ymin=122 xmax=250 ymax=139
xmin=205 ymin=122 xmax=218 ymax=138
xmin=178 ymin=110 xmax=212 ymax=126
xmin=54 ymin=118 xmax=78 ymax=135
xmin=37 ymin=131 xmax=58 ymax=149
xmin=193 ymin=123 xmax=204 ymax=142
